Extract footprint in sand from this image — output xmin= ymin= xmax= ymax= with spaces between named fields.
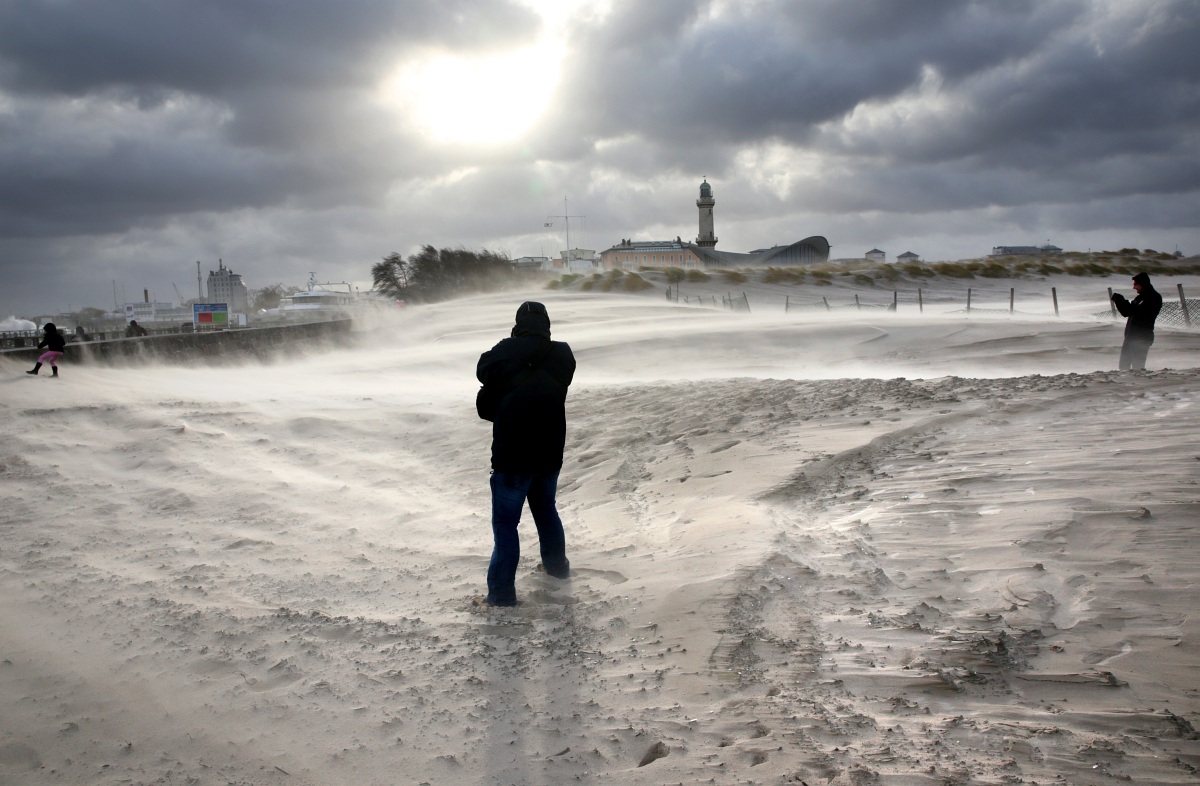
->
xmin=475 ymin=622 xmax=533 ymax=635
xmin=571 ymin=567 xmax=628 ymax=585
xmin=0 ymin=742 xmax=42 ymax=772
xmin=242 ymin=662 xmax=304 ymax=693
xmin=223 ymin=538 xmax=272 ymax=550
xmin=525 ymin=587 xmax=582 ymax=604
xmin=462 ymin=568 xmax=627 ymax=615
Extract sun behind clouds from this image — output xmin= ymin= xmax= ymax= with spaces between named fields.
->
xmin=382 ymin=45 xmax=559 ymax=147
xmin=379 ymin=0 xmax=607 ymax=147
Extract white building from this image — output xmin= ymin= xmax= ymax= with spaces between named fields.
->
xmin=990 ymin=244 xmax=1063 ymax=257
xmin=512 ymin=256 xmax=551 ymax=272
xmin=558 ymin=248 xmax=598 ymax=272
xmin=124 ymin=301 xmax=190 ymax=326
xmin=206 ymin=260 xmax=249 ymax=314
xmin=865 ymin=248 xmax=886 ymax=262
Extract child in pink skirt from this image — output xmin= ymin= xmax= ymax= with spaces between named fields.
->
xmin=27 ymin=322 xmax=66 ymax=377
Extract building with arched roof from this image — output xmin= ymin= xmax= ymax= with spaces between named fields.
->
xmin=599 ymin=180 xmax=830 ymax=270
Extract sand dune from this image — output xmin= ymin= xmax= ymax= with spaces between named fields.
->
xmin=3 ymin=282 xmax=1200 ymax=784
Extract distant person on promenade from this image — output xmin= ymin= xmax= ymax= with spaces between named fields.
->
xmin=475 ymin=301 xmax=576 ymax=607
xmin=1111 ymin=272 xmax=1162 ymax=370
xmin=125 ymin=320 xmax=148 ymax=337
xmin=74 ymin=325 xmax=91 ymax=342
xmin=25 ymin=322 xmax=66 ymax=377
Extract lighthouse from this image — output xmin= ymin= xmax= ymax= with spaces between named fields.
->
xmin=695 ymin=179 xmax=717 ymax=248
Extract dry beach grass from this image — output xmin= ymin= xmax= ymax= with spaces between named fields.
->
xmin=2 ymin=274 xmax=1200 ymax=784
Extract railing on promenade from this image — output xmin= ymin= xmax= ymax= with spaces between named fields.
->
xmin=0 ymin=321 xmax=250 ymax=350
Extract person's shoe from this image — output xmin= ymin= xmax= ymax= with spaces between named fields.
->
xmin=51 ymin=367 xmax=58 ymax=377
xmin=539 ymin=562 xmax=571 ymax=580
xmin=26 ymin=362 xmax=41 ymax=375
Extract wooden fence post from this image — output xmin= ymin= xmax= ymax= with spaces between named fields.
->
xmin=743 ymin=292 xmax=750 ymax=313
xmin=823 ymin=296 xmax=830 ymax=311
xmin=1179 ymin=284 xmax=1192 ymax=327
xmin=1009 ymin=287 xmax=1015 ymax=314
xmin=918 ymin=288 xmax=923 ymax=313
xmin=892 ymin=290 xmax=898 ymax=311
xmin=855 ymin=294 xmax=861 ymax=310
xmin=1107 ymin=287 xmax=1116 ymax=318
xmin=967 ymin=288 xmax=972 ymax=313
xmin=1052 ymin=287 xmax=1059 ymax=317
xmin=785 ymin=295 xmax=789 ymax=313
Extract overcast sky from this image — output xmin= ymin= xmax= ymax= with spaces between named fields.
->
xmin=2 ymin=0 xmax=1198 ymax=317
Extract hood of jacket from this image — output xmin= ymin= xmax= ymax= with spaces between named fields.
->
xmin=511 ymin=301 xmax=551 ymax=339
xmin=1132 ymin=272 xmax=1153 ymax=289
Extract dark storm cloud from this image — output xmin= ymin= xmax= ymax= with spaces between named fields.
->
xmin=0 ymin=0 xmax=539 ymax=238
xmin=546 ymin=0 xmax=1199 ymax=213
xmin=549 ymin=0 xmax=1067 ymax=146
xmin=0 ymin=0 xmax=532 ymax=97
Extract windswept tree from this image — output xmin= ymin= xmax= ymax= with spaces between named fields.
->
xmin=380 ymin=246 xmax=515 ymax=302
xmin=372 ymin=252 xmax=411 ymax=300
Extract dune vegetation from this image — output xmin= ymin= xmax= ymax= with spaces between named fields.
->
xmin=547 ymin=249 xmax=1200 ymax=294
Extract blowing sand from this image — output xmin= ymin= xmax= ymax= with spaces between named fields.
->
xmin=3 ymin=278 xmax=1200 ymax=784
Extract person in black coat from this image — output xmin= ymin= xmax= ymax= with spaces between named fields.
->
xmin=26 ymin=322 xmax=67 ymax=377
xmin=1111 ymin=271 xmax=1163 ymax=370
xmin=475 ymin=301 xmax=576 ymax=606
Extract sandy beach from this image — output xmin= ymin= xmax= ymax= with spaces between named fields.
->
xmin=3 ymin=273 xmax=1200 ymax=785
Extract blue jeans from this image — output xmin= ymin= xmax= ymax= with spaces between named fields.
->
xmin=487 ymin=471 xmax=570 ymax=606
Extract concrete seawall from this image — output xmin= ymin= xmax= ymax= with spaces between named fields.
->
xmin=2 ymin=319 xmax=353 ymax=366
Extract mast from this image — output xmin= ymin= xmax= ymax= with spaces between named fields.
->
xmin=548 ymin=197 xmax=585 ymax=263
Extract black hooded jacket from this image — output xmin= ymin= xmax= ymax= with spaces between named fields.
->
xmin=37 ymin=323 xmax=66 ymax=353
xmin=476 ymin=302 xmax=576 ymax=473
xmin=1112 ymin=273 xmax=1162 ymax=342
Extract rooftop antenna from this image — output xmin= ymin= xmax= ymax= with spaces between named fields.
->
xmin=196 ymin=260 xmax=203 ymax=299
xmin=547 ymin=197 xmax=585 ymax=263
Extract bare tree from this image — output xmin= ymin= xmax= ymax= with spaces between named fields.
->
xmin=251 ymin=283 xmax=291 ymax=312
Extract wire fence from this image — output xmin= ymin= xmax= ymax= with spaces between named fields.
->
xmin=1154 ymin=301 xmax=1198 ymax=329
xmin=667 ymin=287 xmax=752 ymax=312
xmin=785 ymin=294 xmax=892 ymax=313
xmin=766 ymin=284 xmax=1196 ymax=330
xmin=662 ymin=279 xmax=1198 ymax=331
